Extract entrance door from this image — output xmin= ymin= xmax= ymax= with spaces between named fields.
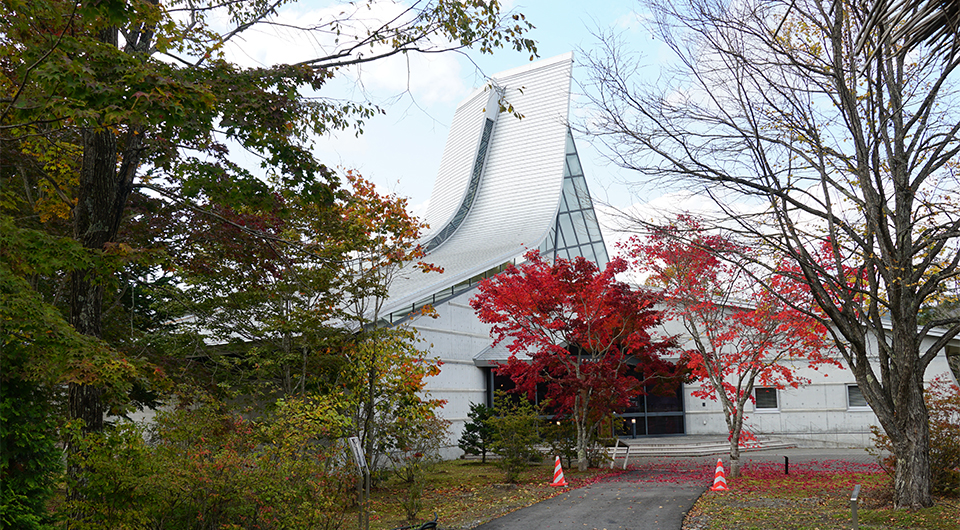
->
xmin=614 ymin=382 xmax=685 ymax=437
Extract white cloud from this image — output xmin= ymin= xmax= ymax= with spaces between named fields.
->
xmin=349 ymin=51 xmax=466 ymax=105
xmin=219 ymin=1 xmax=468 ymax=105
xmin=613 ymin=11 xmax=651 ymax=32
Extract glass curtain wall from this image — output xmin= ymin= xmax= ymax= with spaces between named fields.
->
xmin=539 ymin=129 xmax=610 ymax=268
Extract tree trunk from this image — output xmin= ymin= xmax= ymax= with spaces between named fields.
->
xmin=576 ymin=410 xmax=588 ymax=471
xmin=947 ymin=348 xmax=960 ymax=385
xmin=70 ymin=17 xmax=137 ymax=432
xmin=70 ymin=128 xmax=118 ymax=434
xmin=728 ymin=424 xmax=742 ymax=478
xmin=891 ymin=375 xmax=933 ymax=509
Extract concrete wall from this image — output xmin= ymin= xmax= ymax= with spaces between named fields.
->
xmin=414 ymin=290 xmax=960 ymax=454
xmin=410 ymin=292 xmax=492 ymax=458
xmin=680 ymin=336 xmax=958 ymax=448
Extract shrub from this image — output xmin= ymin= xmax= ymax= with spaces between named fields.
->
xmin=870 ymin=374 xmax=960 ymax=497
xmin=541 ymin=420 xmax=578 ymax=470
xmin=1 ymin=378 xmax=60 ymax=530
xmin=387 ymin=412 xmax=449 ymax=522
xmin=488 ymin=391 xmax=540 ymax=483
xmin=458 ymin=402 xmax=494 ymax=463
xmin=61 ymin=392 xmax=357 ymax=530
xmin=62 ymin=421 xmax=157 ymax=530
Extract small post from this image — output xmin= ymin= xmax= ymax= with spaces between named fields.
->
xmin=610 ymin=438 xmax=620 ymax=469
xmin=347 ymin=437 xmax=369 ymax=530
xmin=784 ymin=456 xmax=789 ymax=475
xmin=849 ymin=484 xmax=861 ymax=530
xmin=623 ymin=444 xmax=631 ymax=470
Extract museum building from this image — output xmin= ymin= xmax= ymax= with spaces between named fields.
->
xmin=379 ymin=53 xmax=959 ymax=455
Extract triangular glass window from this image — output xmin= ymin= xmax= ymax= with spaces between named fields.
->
xmin=540 ymin=129 xmax=609 ymax=269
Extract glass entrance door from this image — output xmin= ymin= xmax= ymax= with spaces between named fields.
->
xmin=614 ymin=381 xmax=685 ymax=437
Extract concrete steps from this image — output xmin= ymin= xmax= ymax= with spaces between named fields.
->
xmin=607 ymin=436 xmax=795 ymax=458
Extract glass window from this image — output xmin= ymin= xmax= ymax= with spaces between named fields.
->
xmin=540 ymin=228 xmax=555 ymax=254
xmin=755 ymin=387 xmax=778 ymax=409
xmin=561 ymin=178 xmax=577 ymax=212
xmin=646 ymin=390 xmax=684 ymax=413
xmin=583 ymin=208 xmax=601 ymax=242
xmin=571 ymin=175 xmax=591 ymax=208
xmin=578 ymin=242 xmax=597 ymax=263
xmin=593 ymin=243 xmax=609 ymax=267
xmin=572 ymin=210 xmax=590 ymax=246
xmin=625 ymin=394 xmax=645 ymax=414
xmin=555 ymin=220 xmax=568 ymax=249
xmin=566 ymin=153 xmax=583 ymax=178
xmin=559 ymin=213 xmax=578 ymax=246
xmin=647 ymin=415 xmax=684 ymax=435
xmin=848 ymin=385 xmax=868 ymax=408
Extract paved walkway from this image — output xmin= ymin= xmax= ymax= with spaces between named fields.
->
xmin=473 ymin=448 xmax=877 ymax=530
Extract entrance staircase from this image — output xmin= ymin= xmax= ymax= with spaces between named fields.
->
xmin=607 ymin=435 xmax=795 ymax=459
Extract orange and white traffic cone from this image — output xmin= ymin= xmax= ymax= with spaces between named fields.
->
xmin=550 ymin=455 xmax=568 ymax=487
xmin=709 ymin=458 xmax=728 ymax=491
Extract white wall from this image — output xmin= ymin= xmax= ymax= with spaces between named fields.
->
xmin=410 ymin=292 xmax=493 ymax=458
xmin=677 ymin=326 xmax=959 ymax=448
xmin=414 ymin=292 xmax=959 ymax=453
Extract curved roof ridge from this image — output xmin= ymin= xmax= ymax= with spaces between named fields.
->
xmin=383 ymin=53 xmax=575 ymax=316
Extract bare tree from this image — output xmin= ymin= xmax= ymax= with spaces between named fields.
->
xmin=858 ymin=0 xmax=960 ymax=58
xmin=583 ymin=0 xmax=960 ymax=509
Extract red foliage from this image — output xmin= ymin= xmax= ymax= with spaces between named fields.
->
xmin=625 ymin=216 xmax=841 ymax=464
xmin=733 ymin=460 xmax=883 ymax=494
xmin=470 ymin=250 xmax=678 ymax=467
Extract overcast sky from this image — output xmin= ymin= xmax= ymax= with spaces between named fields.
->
xmin=227 ymin=1 xmax=719 ymax=255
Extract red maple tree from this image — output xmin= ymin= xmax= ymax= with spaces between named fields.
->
xmin=626 ymin=216 xmax=841 ymax=477
xmin=470 ymin=250 xmax=676 ymax=470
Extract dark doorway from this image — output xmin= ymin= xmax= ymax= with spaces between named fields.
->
xmin=485 ymin=367 xmax=685 ymax=436
xmin=613 ymin=378 xmax=685 ymax=437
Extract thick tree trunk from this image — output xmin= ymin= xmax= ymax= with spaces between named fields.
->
xmin=70 ymin=126 xmax=120 ymax=433
xmin=69 ymin=269 xmax=105 ymax=434
xmin=69 ymin=15 xmax=135 ymax=431
xmin=67 ymin=47 xmax=143 ymax=510
xmin=891 ymin=376 xmax=933 ymax=509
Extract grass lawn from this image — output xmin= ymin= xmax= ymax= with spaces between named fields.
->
xmin=683 ymin=460 xmax=960 ymax=530
xmin=365 ymin=458 xmax=624 ymax=530
xmin=363 ymin=457 xmax=958 ymax=530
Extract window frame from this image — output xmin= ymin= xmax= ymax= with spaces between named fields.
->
xmin=754 ymin=387 xmax=779 ymax=411
xmin=847 ymin=384 xmax=870 ymax=410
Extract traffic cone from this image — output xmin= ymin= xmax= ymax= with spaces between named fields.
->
xmin=709 ymin=458 xmax=728 ymax=491
xmin=550 ymin=455 xmax=568 ymax=487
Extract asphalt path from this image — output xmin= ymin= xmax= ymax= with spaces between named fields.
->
xmin=472 ymin=449 xmax=877 ymax=530
xmin=473 ymin=466 xmax=710 ymax=530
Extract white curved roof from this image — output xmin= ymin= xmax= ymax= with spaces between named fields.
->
xmin=383 ymin=53 xmax=574 ymax=315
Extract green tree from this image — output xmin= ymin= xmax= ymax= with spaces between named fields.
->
xmin=458 ymin=402 xmax=495 ymax=463
xmin=0 ymin=218 xmax=141 ymax=527
xmin=584 ymin=0 xmax=960 ymax=508
xmin=158 ymin=171 xmax=421 ymax=399
xmin=1 ymin=0 xmax=536 ymax=434
xmin=488 ymin=391 xmax=541 ymax=483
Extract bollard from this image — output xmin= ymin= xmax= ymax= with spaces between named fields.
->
xmin=784 ymin=456 xmax=789 ymax=475
xmin=849 ymin=484 xmax=861 ymax=530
